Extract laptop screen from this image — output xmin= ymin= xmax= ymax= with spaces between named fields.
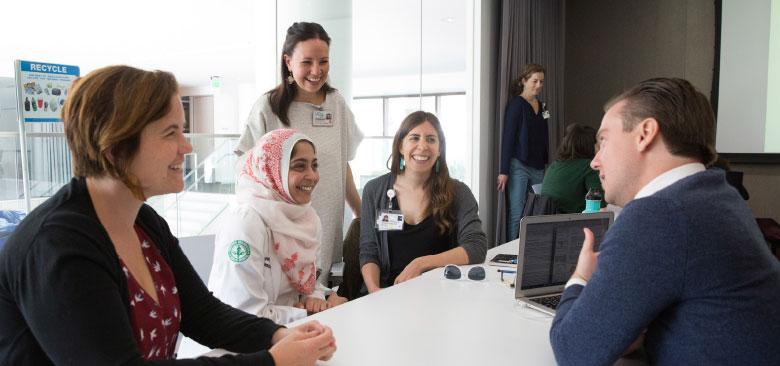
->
xmin=519 ymin=214 xmax=611 ymax=290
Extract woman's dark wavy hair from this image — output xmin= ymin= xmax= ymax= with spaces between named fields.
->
xmin=268 ymin=22 xmax=335 ymax=125
xmin=389 ymin=111 xmax=455 ymax=235
xmin=557 ymin=123 xmax=597 ymax=161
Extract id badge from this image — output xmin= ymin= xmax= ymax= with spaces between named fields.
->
xmin=376 ymin=209 xmax=404 ymax=231
xmin=312 ymin=110 xmax=333 ymax=127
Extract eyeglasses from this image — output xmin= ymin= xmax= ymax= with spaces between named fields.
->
xmin=443 ymin=265 xmax=486 ymax=281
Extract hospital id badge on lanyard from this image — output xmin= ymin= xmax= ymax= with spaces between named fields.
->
xmin=541 ymin=102 xmax=551 ymax=120
xmin=376 ymin=189 xmax=404 ymax=231
xmin=312 ymin=109 xmax=333 ymax=127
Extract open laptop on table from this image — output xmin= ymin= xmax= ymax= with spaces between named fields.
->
xmin=514 ymin=212 xmax=613 ymax=315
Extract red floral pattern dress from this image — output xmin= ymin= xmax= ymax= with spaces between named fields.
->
xmin=120 ymin=226 xmax=182 ymax=360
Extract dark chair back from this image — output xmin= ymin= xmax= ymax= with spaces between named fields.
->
xmin=725 ymin=171 xmax=749 ymax=200
xmin=756 ymin=218 xmax=780 ymax=261
xmin=336 ymin=218 xmax=365 ymax=300
xmin=515 ymin=193 xmax=557 ymax=239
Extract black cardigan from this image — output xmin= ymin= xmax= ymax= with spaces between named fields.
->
xmin=0 ymin=178 xmax=282 ymax=365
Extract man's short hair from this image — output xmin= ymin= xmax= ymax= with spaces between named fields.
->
xmin=604 ymin=78 xmax=717 ymax=165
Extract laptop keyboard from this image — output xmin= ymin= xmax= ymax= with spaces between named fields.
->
xmin=529 ymin=294 xmax=561 ymax=309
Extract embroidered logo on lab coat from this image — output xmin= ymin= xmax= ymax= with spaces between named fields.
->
xmin=228 ymin=240 xmax=251 ymax=262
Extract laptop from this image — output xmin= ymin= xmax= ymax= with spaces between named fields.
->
xmin=514 ymin=212 xmax=614 ymax=315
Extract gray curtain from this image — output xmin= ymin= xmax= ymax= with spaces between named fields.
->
xmin=491 ymin=0 xmax=566 ymax=246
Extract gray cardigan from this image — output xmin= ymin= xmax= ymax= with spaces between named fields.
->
xmin=359 ymin=173 xmax=487 ymax=287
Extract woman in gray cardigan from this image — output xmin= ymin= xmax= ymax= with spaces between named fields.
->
xmin=359 ymin=111 xmax=487 ymax=293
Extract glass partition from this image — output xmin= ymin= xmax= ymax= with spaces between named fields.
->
xmin=276 ymin=0 xmax=474 ymax=192
xmin=1 ymin=0 xmax=476 ymax=239
xmin=0 ymin=133 xmax=24 ymax=211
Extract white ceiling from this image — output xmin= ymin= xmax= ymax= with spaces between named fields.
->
xmin=0 ymin=0 xmax=468 ymax=88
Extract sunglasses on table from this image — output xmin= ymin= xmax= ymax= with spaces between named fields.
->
xmin=443 ymin=265 xmax=486 ymax=281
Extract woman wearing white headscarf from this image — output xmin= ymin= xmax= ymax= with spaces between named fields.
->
xmin=208 ymin=129 xmax=334 ymax=324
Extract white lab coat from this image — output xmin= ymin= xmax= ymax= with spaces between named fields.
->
xmin=207 ymin=203 xmax=329 ymax=325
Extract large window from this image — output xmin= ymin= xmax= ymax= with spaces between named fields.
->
xmin=348 ymin=0 xmax=474 ymax=193
xmin=0 ymin=0 xmax=478 ymax=236
xmin=351 ymin=92 xmax=467 ymax=188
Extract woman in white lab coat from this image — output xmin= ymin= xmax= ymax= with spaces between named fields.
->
xmin=208 ymin=129 xmax=334 ymax=324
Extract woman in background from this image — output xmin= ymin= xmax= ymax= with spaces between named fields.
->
xmin=541 ymin=123 xmax=603 ymax=214
xmin=0 ymin=65 xmax=335 ymax=365
xmin=236 ymin=22 xmax=362 ymax=294
xmin=497 ymin=63 xmax=549 ymax=240
xmin=208 ymin=129 xmax=342 ymax=325
xmin=359 ymin=111 xmax=487 ymax=292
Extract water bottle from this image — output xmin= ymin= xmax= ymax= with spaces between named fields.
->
xmin=583 ymin=187 xmax=603 ymax=213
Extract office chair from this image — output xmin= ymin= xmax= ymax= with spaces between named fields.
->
xmin=515 ymin=193 xmax=557 ymax=239
xmin=336 ymin=218 xmax=365 ymax=300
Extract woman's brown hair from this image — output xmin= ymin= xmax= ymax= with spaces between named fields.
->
xmin=268 ymin=22 xmax=335 ymax=126
xmin=510 ymin=63 xmax=546 ymax=96
xmin=557 ymin=123 xmax=597 ymax=161
xmin=389 ymin=111 xmax=455 ymax=235
xmin=62 ymin=65 xmax=179 ymax=200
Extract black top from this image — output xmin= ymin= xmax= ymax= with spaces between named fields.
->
xmin=385 ymin=203 xmax=450 ymax=287
xmin=524 ymin=98 xmax=549 ymax=170
xmin=0 ymin=178 xmax=282 ymax=365
xmin=359 ymin=173 xmax=488 ymax=290
xmin=499 ymin=96 xmax=549 ymax=173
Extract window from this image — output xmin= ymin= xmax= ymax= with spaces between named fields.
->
xmin=350 ymin=0 xmax=473 ymax=192
xmin=350 ymin=93 xmax=467 ymax=189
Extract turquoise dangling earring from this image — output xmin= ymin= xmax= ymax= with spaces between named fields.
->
xmin=435 ymin=158 xmax=440 ymax=173
xmin=399 ymin=157 xmax=406 ymax=171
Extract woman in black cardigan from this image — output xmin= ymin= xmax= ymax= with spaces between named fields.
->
xmin=0 ymin=65 xmax=335 ymax=365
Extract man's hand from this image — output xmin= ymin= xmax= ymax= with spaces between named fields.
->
xmin=572 ymin=228 xmax=599 ymax=282
xmin=497 ymin=174 xmax=509 ymax=192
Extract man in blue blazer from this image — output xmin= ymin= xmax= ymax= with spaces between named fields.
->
xmin=550 ymin=78 xmax=780 ymax=366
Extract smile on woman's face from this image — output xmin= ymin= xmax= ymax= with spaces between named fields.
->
xmin=285 ymin=38 xmax=330 ymax=97
xmin=129 ymin=94 xmax=193 ymax=199
xmin=288 ymin=141 xmax=319 ymax=204
xmin=399 ymin=121 xmax=440 ymax=174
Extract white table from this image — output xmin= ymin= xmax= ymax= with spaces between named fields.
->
xmin=288 ymin=239 xmax=558 ymax=366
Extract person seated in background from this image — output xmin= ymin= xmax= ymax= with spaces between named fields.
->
xmin=550 ymin=77 xmax=780 ymax=365
xmin=0 ymin=65 xmax=335 ymax=365
xmin=359 ymin=111 xmax=487 ymax=293
xmin=207 ymin=129 xmax=345 ymax=325
xmin=540 ymin=123 xmax=603 ymax=213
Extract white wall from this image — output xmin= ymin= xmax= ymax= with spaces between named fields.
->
xmin=475 ymin=0 xmax=499 ymax=237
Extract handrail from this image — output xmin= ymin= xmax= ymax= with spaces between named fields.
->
xmin=198 ymin=200 xmax=231 ymax=236
xmin=3 ymin=131 xmax=238 ymax=237
xmin=181 ymin=137 xmax=235 ymax=191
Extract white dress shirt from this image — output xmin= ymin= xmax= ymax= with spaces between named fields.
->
xmin=633 ymin=163 xmax=706 ymax=199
